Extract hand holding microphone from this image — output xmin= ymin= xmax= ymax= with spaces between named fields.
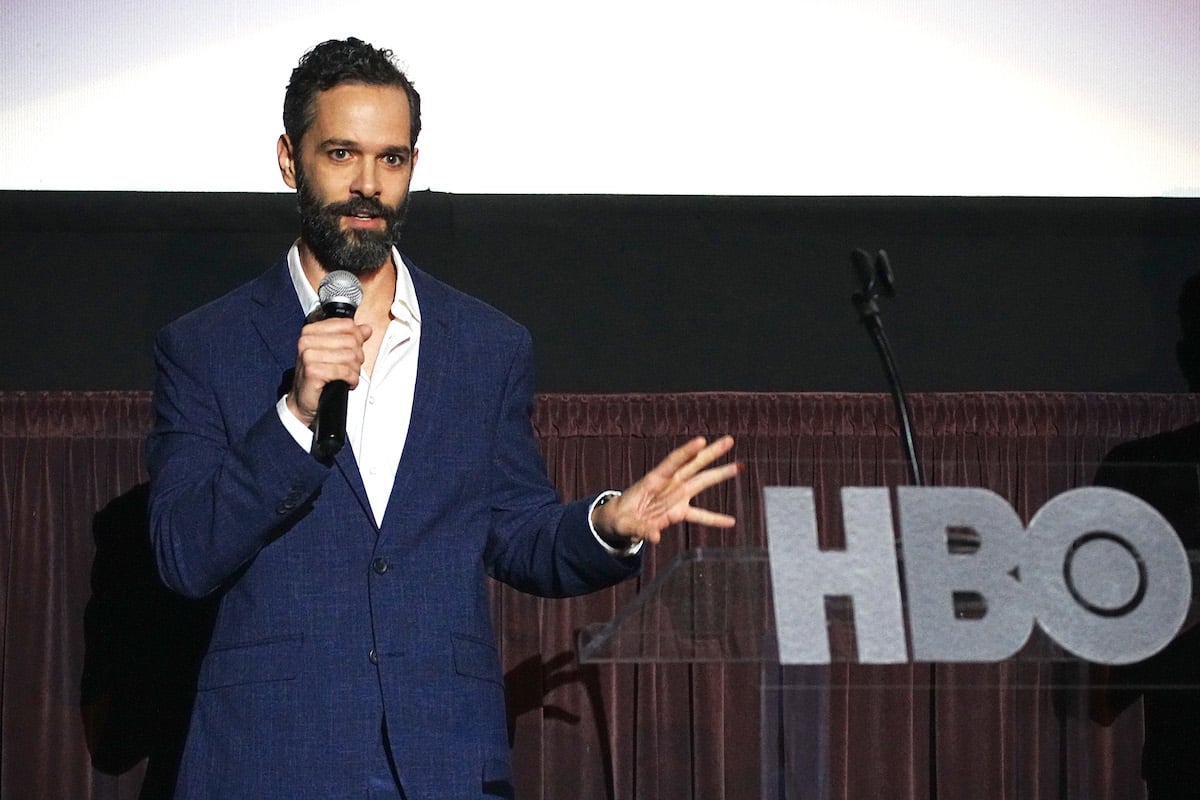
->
xmin=286 ymin=271 xmax=368 ymax=460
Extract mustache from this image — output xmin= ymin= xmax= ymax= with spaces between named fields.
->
xmin=325 ymin=196 xmax=391 ymax=218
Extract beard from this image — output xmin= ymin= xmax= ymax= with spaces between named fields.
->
xmin=295 ymin=166 xmax=410 ymax=275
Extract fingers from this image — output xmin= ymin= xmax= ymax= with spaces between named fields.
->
xmin=647 ymin=436 xmax=709 ymax=479
xmin=652 ymin=435 xmax=736 ymax=482
xmin=289 ymin=318 xmax=368 ymax=424
xmin=676 ymin=435 xmax=736 ymax=483
xmin=682 ymin=460 xmax=742 ymax=500
xmin=632 ymin=505 xmax=734 ymax=544
xmin=298 ymin=319 xmax=367 ymax=387
xmin=637 ymin=436 xmax=739 ymax=513
xmin=656 ymin=437 xmax=739 ymax=506
xmin=684 ymin=506 xmax=737 ymax=529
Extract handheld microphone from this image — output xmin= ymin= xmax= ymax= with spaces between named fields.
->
xmin=311 ymin=270 xmax=363 ymax=461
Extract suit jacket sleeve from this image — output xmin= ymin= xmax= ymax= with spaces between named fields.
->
xmin=482 ymin=328 xmax=641 ymax=596
xmin=146 ymin=319 xmax=330 ymax=598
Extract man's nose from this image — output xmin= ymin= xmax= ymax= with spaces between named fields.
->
xmin=350 ymin=160 xmax=380 ymax=197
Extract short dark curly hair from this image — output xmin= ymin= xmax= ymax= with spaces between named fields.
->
xmin=283 ymin=37 xmax=422 ymax=150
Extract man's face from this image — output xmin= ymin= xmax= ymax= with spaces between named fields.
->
xmin=278 ymin=83 xmax=418 ymax=275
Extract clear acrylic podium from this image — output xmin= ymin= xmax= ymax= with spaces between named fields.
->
xmin=577 ymin=486 xmax=1200 ymax=799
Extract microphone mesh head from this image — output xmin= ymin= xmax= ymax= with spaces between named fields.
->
xmin=318 ymin=270 xmax=363 ymax=308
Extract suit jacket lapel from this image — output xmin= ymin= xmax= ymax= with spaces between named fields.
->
xmin=249 ymin=258 xmax=306 ymax=378
xmin=333 ymin=437 xmax=375 ymax=532
xmin=380 ymin=260 xmax=456 ymax=531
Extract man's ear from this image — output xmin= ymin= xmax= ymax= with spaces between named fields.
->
xmin=277 ymin=134 xmax=298 ymax=189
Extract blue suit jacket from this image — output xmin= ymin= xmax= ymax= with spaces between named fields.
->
xmin=147 ymin=255 xmax=639 ymax=799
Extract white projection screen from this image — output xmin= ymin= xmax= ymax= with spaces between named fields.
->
xmin=2 ymin=0 xmax=1196 ymax=196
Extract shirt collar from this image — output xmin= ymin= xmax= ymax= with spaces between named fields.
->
xmin=286 ymin=241 xmax=421 ymax=327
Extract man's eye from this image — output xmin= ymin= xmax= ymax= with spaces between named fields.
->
xmin=330 ymin=149 xmax=350 ymax=160
xmin=383 ymin=154 xmax=406 ymax=166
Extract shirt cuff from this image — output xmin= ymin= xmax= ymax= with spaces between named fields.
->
xmin=588 ymin=490 xmax=643 ymax=557
xmin=276 ymin=395 xmax=315 ymax=452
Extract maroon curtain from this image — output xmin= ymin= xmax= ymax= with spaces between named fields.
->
xmin=1 ymin=392 xmax=153 ymax=799
xmin=3 ymin=391 xmax=1198 ymax=799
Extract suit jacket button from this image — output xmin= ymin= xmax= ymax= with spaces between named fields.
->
xmin=369 ymin=648 xmax=379 ymax=665
xmin=276 ymin=488 xmax=303 ymax=514
xmin=371 ymin=557 xmax=390 ymax=575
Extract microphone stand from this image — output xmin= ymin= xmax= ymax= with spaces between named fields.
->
xmin=850 ymin=249 xmax=935 ymax=800
xmin=850 ymin=249 xmax=924 ymax=487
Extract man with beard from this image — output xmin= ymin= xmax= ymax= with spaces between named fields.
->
xmin=146 ymin=37 xmax=738 ymax=800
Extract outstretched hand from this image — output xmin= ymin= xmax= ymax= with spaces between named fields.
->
xmin=591 ymin=435 xmax=739 ymax=547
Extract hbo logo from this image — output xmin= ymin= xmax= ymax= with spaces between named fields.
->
xmin=765 ymin=486 xmax=1192 ymax=665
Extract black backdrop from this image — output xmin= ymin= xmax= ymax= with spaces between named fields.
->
xmin=1 ymin=190 xmax=1197 ymax=393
